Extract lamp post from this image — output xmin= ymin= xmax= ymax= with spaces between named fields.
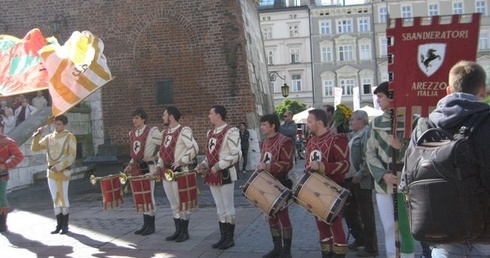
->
xmin=269 ymin=71 xmax=289 ymax=98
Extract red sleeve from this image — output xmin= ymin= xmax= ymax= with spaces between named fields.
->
xmin=6 ymin=140 xmax=24 ymax=169
xmin=323 ymin=134 xmax=349 ymax=179
xmin=269 ymin=137 xmax=294 ymax=177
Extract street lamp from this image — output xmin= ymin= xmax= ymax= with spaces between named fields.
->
xmin=269 ymin=71 xmax=290 ymax=98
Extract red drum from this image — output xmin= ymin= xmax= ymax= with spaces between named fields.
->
xmin=242 ymin=170 xmax=292 ymax=217
xmin=130 ymin=176 xmax=154 ymax=213
xmin=99 ymin=174 xmax=124 ymax=210
xmin=292 ymin=171 xmax=349 ymax=224
xmin=177 ymin=172 xmax=199 ymax=211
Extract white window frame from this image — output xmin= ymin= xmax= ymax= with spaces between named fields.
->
xmin=320 ymin=20 xmax=331 ymax=35
xmin=321 ymin=46 xmax=333 ymax=63
xmin=476 ymin=0 xmax=487 ymax=16
xmin=379 ymin=7 xmax=387 ymax=23
xmin=262 ymin=27 xmax=272 ymax=40
xmin=337 ymin=19 xmax=353 ymax=34
xmin=361 ymin=78 xmax=372 ymax=95
xmin=290 ymin=48 xmax=300 ymax=63
xmin=340 ymin=79 xmax=355 ymax=96
xmin=401 ymin=5 xmax=412 ymax=22
xmin=291 ymin=74 xmax=302 ymax=92
xmin=428 ymin=3 xmax=439 ymax=16
xmin=358 ymin=17 xmax=370 ymax=32
xmin=266 ymin=50 xmax=274 ymax=65
xmin=379 ymin=37 xmax=387 ymax=57
xmin=324 ymin=80 xmax=334 ymax=96
xmin=338 ymin=45 xmax=354 ymax=62
xmin=289 ymin=24 xmax=299 ymax=37
xmin=452 ymin=2 xmax=464 ymax=14
xmin=359 ymin=43 xmax=371 ymax=60
xmin=479 ymin=32 xmax=489 ymax=50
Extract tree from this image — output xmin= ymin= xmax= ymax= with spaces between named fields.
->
xmin=274 ymin=98 xmax=307 ymax=119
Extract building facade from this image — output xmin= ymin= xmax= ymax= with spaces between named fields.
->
xmin=260 ymin=0 xmax=490 ymax=109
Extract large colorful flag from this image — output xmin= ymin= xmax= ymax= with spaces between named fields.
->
xmin=0 ymin=29 xmax=51 ymax=96
xmin=387 ymin=14 xmax=480 ymax=138
xmin=39 ymin=30 xmax=112 ymax=117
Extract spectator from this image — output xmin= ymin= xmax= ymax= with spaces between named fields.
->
xmin=238 ymin=122 xmax=249 ymax=173
xmin=14 ymin=97 xmax=37 ymax=126
xmin=0 ymin=100 xmax=9 ymax=116
xmin=280 ymin=110 xmax=297 ymax=161
xmin=31 ymin=90 xmax=48 ymax=108
xmin=2 ymin=109 xmax=15 ymax=135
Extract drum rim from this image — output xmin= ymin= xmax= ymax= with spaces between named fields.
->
xmin=325 ymin=189 xmax=350 ymax=224
xmin=292 ymin=171 xmax=313 ymax=197
xmin=241 ymin=170 xmax=261 ymax=194
xmin=267 ymin=189 xmax=292 ymax=217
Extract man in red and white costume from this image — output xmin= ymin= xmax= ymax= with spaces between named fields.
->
xmin=156 ymin=106 xmax=198 ymax=242
xmin=257 ymin=114 xmax=294 ymax=258
xmin=123 ymin=107 xmax=161 ymax=236
xmin=305 ymin=109 xmax=350 ymax=258
xmin=197 ymin=105 xmax=241 ymax=250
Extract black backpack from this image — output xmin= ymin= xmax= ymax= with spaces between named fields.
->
xmin=404 ymin=112 xmax=490 ymax=243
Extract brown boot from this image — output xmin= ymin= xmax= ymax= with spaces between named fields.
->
xmin=333 ymin=243 xmax=347 ymax=258
xmin=321 ymin=241 xmax=333 ymax=258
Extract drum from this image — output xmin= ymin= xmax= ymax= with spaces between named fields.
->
xmin=99 ymin=174 xmax=124 ymax=210
xmin=292 ymin=171 xmax=349 ymax=224
xmin=177 ymin=172 xmax=199 ymax=211
xmin=130 ymin=175 xmax=154 ymax=213
xmin=242 ymin=170 xmax=292 ymax=217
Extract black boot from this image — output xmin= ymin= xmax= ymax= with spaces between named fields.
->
xmin=280 ymin=229 xmax=292 ymax=258
xmin=135 ymin=214 xmax=149 ymax=235
xmin=51 ymin=213 xmax=63 ymax=234
xmin=219 ymin=223 xmax=235 ymax=250
xmin=175 ymin=219 xmax=189 ymax=242
xmin=263 ymin=236 xmax=282 ymax=258
xmin=166 ymin=218 xmax=181 ymax=241
xmin=141 ymin=215 xmax=155 ymax=236
xmin=321 ymin=242 xmax=333 ymax=258
xmin=212 ymin=222 xmax=226 ymax=248
xmin=0 ymin=210 xmax=7 ymax=232
xmin=60 ymin=214 xmax=69 ymax=234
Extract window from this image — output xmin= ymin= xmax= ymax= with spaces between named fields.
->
xmin=401 ymin=5 xmax=412 ymax=22
xmin=476 ymin=1 xmax=487 ymax=15
xmin=479 ymin=32 xmax=489 ymax=50
xmin=358 ymin=18 xmax=370 ymax=32
xmin=337 ymin=19 xmax=353 ymax=33
xmin=289 ymin=24 xmax=299 ymax=37
xmin=361 ymin=78 xmax=372 ymax=94
xmin=260 ymin=0 xmax=274 ymax=6
xmin=262 ymin=27 xmax=272 ymax=40
xmin=320 ymin=21 xmax=331 ymax=35
xmin=338 ymin=45 xmax=354 ymax=61
xmin=293 ymin=0 xmax=301 ymax=7
xmin=321 ymin=46 xmax=333 ymax=62
xmin=428 ymin=4 xmax=439 ymax=16
xmin=453 ymin=2 xmax=463 ymax=14
xmin=359 ymin=44 xmax=371 ymax=60
xmin=379 ymin=7 xmax=387 ymax=23
xmin=340 ymin=79 xmax=355 ymax=96
xmin=292 ymin=74 xmax=302 ymax=92
xmin=266 ymin=50 xmax=274 ymax=65
xmin=380 ymin=37 xmax=387 ymax=57
xmin=324 ymin=80 xmax=333 ymax=96
xmin=290 ymin=48 xmax=300 ymax=63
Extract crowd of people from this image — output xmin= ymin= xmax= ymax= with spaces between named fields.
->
xmin=1 ymin=61 xmax=489 ymax=258
xmin=0 ymin=90 xmax=48 ymax=135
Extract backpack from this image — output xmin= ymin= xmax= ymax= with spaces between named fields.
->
xmin=404 ymin=111 xmax=490 ymax=244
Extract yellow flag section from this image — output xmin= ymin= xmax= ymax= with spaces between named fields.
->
xmin=39 ymin=31 xmax=112 ymax=117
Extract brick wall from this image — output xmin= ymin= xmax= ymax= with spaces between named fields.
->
xmin=2 ymin=0 xmax=272 ymax=153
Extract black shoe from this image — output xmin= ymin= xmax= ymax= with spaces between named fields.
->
xmin=135 ymin=214 xmax=149 ymax=235
xmin=348 ymin=242 xmax=364 ymax=251
xmin=356 ymin=249 xmax=378 ymax=257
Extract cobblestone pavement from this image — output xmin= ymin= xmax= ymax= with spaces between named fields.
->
xmin=2 ymin=160 xmax=423 ymax=257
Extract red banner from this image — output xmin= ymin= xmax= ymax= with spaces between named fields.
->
xmin=387 ymin=14 xmax=480 ymax=138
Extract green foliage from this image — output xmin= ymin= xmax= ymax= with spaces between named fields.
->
xmin=274 ymin=98 xmax=307 ymax=118
xmin=485 ymin=96 xmax=490 ymax=104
